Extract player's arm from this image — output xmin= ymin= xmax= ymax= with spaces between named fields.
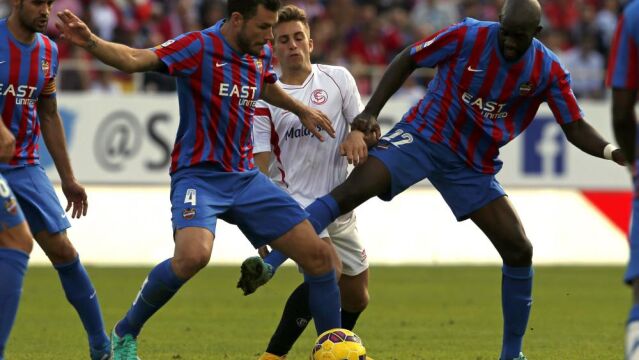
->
xmin=611 ymin=88 xmax=637 ymax=165
xmin=38 ymin=92 xmax=88 ymax=218
xmin=354 ymin=47 xmax=417 ymax=133
xmin=560 ymin=120 xmax=625 ymax=165
xmin=261 ymin=82 xmax=335 ymax=141
xmin=56 ymin=10 xmax=161 ymax=73
xmin=254 ymin=152 xmax=271 ymax=174
xmin=0 ymin=119 xmax=15 ymax=163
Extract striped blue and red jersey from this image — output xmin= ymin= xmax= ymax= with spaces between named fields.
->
xmin=606 ymin=0 xmax=639 ymax=90
xmin=0 ymin=18 xmax=58 ymax=168
xmin=406 ymin=18 xmax=583 ymax=174
xmin=153 ymin=19 xmax=278 ymax=174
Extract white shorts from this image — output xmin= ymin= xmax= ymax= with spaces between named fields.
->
xmin=322 ymin=211 xmax=368 ymax=277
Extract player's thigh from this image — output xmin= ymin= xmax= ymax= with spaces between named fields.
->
xmin=226 ymin=171 xmax=309 ymax=249
xmin=359 ymin=123 xmax=434 ymax=202
xmin=328 ymin=213 xmax=368 ymax=277
xmin=0 ymin=175 xmax=32 ymax=253
xmin=427 ymin=151 xmax=507 ymax=222
xmin=3 ymin=166 xmax=70 ymax=235
xmin=626 ymin=198 xmax=639 ymax=285
xmin=170 ymin=167 xmax=235 ymax=237
xmin=33 ymin=230 xmax=77 ymax=264
xmin=174 ymin=227 xmax=214 ymax=262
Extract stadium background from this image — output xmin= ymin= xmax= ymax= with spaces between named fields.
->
xmin=1 ymin=0 xmax=635 ymax=358
xmin=0 ymin=0 xmax=628 ymax=266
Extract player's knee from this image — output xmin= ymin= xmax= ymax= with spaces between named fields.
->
xmin=173 ymin=252 xmax=211 ymax=278
xmin=503 ymin=237 xmax=533 ymax=267
xmin=44 ymin=238 xmax=78 ymax=265
xmin=342 ymin=289 xmax=369 ymax=312
xmin=300 ymin=241 xmax=334 ymax=276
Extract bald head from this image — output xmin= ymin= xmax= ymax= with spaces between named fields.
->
xmin=501 ymin=0 xmax=542 ymax=29
xmin=498 ymin=0 xmax=542 ymax=61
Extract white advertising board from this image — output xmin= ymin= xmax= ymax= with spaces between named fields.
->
xmin=49 ymin=95 xmax=631 ymax=189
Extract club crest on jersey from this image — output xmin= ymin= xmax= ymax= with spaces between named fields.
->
xmin=182 ymin=208 xmax=196 ymax=220
xmin=519 ymin=81 xmax=534 ymax=96
xmin=41 ymin=60 xmax=50 ymax=76
xmin=255 ymin=59 xmax=263 ymax=72
xmin=311 ymin=89 xmax=328 ymax=105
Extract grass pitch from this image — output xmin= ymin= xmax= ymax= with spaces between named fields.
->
xmin=5 ymin=266 xmax=627 ymax=359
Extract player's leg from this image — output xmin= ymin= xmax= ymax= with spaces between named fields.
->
xmin=0 ymin=174 xmax=32 ymax=360
xmin=624 ymin=198 xmax=639 ymax=360
xmin=259 ymin=158 xmax=388 ymax=274
xmin=469 ymin=196 xmax=532 ymax=360
xmin=231 ymin=172 xmax=342 ymax=335
xmin=112 ymin=168 xmax=220 ymax=359
xmin=6 ymin=166 xmax=111 ymax=358
xmin=261 ymin=236 xmax=344 ymax=358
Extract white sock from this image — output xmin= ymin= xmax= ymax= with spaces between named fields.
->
xmin=626 ymin=321 xmax=639 ymax=360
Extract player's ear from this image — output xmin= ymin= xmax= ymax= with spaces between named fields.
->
xmin=533 ymin=25 xmax=542 ymax=37
xmin=229 ymin=12 xmax=244 ymax=27
xmin=308 ymin=38 xmax=314 ymax=54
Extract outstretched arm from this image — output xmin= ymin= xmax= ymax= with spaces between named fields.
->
xmin=261 ymin=82 xmax=335 ymax=141
xmin=56 ymin=10 xmax=161 ymax=73
xmin=38 ymin=94 xmax=88 ymax=218
xmin=560 ymin=119 xmax=626 ymax=165
xmin=351 ymin=47 xmax=417 ymax=133
xmin=611 ymin=88 xmax=637 ymax=166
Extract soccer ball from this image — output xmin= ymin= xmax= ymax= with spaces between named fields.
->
xmin=310 ymin=328 xmax=367 ymax=360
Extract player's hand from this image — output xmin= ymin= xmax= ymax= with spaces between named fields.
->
xmin=0 ymin=125 xmax=15 ymax=163
xmin=340 ymin=130 xmax=368 ymax=166
xmin=297 ymin=107 xmax=335 ymax=142
xmin=257 ymin=246 xmax=270 ymax=259
xmin=351 ymin=112 xmax=381 ymax=138
xmin=62 ymin=179 xmax=88 ymax=219
xmin=612 ymin=148 xmax=627 ymax=166
xmin=56 ymin=10 xmax=95 ymax=48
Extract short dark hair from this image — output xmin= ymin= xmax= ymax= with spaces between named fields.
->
xmin=227 ymin=0 xmax=282 ymax=20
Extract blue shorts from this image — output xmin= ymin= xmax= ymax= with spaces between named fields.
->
xmin=0 ymin=174 xmax=26 ymax=230
xmin=1 ymin=165 xmax=70 ymax=235
xmin=170 ymin=165 xmax=308 ymax=248
xmin=626 ymin=197 xmax=639 ymax=283
xmin=369 ymin=122 xmax=506 ymax=221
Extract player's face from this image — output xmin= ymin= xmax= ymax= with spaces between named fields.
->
xmin=237 ymin=5 xmax=277 ymax=56
xmin=273 ymin=21 xmax=313 ymax=71
xmin=15 ymin=0 xmax=54 ymax=34
xmin=498 ymin=17 xmax=540 ymax=61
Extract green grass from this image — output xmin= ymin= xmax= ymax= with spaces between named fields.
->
xmin=5 ymin=266 xmax=628 ymax=359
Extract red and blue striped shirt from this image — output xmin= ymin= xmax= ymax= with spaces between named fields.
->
xmin=606 ymin=0 xmax=639 ymax=90
xmin=407 ymin=18 xmax=583 ymax=174
xmin=154 ymin=20 xmax=278 ymax=174
xmin=0 ymin=18 xmax=58 ymax=168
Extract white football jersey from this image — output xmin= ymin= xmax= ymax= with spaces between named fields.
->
xmin=253 ymin=64 xmax=364 ymax=208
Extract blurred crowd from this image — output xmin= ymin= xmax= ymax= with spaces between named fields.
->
xmin=0 ymin=0 xmax=628 ymax=99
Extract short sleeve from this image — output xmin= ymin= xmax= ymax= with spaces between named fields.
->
xmin=410 ymin=21 xmax=465 ymax=68
xmin=153 ymin=32 xmax=204 ymax=77
xmin=252 ymin=102 xmax=273 ymax=153
xmin=546 ymin=61 xmax=584 ymax=125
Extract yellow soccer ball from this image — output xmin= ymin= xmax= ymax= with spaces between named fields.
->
xmin=310 ymin=328 xmax=367 ymax=360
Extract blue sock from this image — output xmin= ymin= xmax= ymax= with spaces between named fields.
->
xmin=500 ymin=265 xmax=533 ymax=360
xmin=55 ymin=256 xmax=109 ymax=350
xmin=306 ymin=195 xmax=341 ymax=234
xmin=116 ymin=259 xmax=185 ymax=338
xmin=264 ymin=250 xmax=288 ymax=273
xmin=0 ymin=249 xmax=28 ymax=359
xmin=264 ymin=195 xmax=340 ymax=273
xmin=304 ymin=270 xmax=341 ymax=334
xmin=629 ymin=304 xmax=639 ymax=323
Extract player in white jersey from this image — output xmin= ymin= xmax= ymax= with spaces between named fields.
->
xmin=249 ymin=5 xmax=370 ymax=359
